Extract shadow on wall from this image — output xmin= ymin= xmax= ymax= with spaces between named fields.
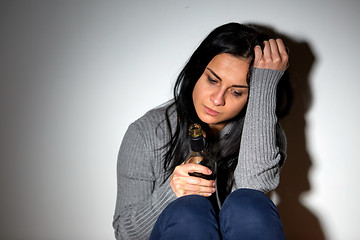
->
xmin=279 ymin=39 xmax=327 ymax=240
xmin=252 ymin=23 xmax=327 ymax=240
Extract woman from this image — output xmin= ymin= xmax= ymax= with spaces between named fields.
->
xmin=113 ymin=22 xmax=290 ymax=240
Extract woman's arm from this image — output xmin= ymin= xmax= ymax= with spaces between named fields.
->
xmin=233 ymin=39 xmax=288 ymax=192
xmin=113 ymin=121 xmax=177 ymax=240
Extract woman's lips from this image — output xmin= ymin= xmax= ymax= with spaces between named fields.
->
xmin=204 ymin=106 xmax=219 ymax=116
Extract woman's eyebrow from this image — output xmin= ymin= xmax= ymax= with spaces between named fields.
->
xmin=232 ymin=85 xmax=249 ymax=89
xmin=206 ymin=67 xmax=222 ymax=80
xmin=206 ymin=67 xmax=249 ymax=89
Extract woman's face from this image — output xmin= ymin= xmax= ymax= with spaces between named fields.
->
xmin=192 ymin=53 xmax=250 ymax=134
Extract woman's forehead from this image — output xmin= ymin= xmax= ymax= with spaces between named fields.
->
xmin=206 ymin=53 xmax=250 ymax=84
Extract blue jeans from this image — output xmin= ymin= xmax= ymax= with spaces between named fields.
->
xmin=150 ymin=189 xmax=285 ymax=240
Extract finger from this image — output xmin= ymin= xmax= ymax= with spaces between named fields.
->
xmin=275 ymin=39 xmax=289 ymax=70
xmin=254 ymin=45 xmax=263 ymax=67
xmin=182 ymin=191 xmax=214 ymax=197
xmin=171 ymin=174 xmax=215 ymax=189
xmin=171 ymin=172 xmax=215 ymax=187
xmin=170 ymin=177 xmax=215 ymax=197
xmin=173 ymin=163 xmax=205 ymax=177
xmin=180 ymin=179 xmax=216 ymax=196
xmin=276 ymin=38 xmax=289 ymax=63
xmin=262 ymin=40 xmax=271 ymax=60
xmin=183 ymin=163 xmax=212 ymax=176
xmin=269 ymin=39 xmax=280 ymax=59
xmin=170 ymin=176 xmax=191 ymax=197
xmin=185 ymin=176 xmax=216 ymax=187
xmin=173 ymin=165 xmax=187 ymax=176
xmin=276 ymin=38 xmax=287 ymax=56
xmin=183 ymin=190 xmax=215 ymax=197
xmin=182 ymin=183 xmax=216 ymax=194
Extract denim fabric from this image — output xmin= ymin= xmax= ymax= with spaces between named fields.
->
xmin=150 ymin=189 xmax=285 ymax=240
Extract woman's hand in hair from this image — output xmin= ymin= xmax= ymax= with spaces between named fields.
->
xmin=169 ymin=162 xmax=216 ymax=198
xmin=254 ymin=38 xmax=289 ymax=71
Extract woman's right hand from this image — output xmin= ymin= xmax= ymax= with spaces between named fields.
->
xmin=169 ymin=162 xmax=216 ymax=198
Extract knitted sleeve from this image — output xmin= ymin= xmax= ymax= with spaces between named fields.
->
xmin=233 ymin=68 xmax=287 ymax=193
xmin=113 ymin=120 xmax=177 ymax=240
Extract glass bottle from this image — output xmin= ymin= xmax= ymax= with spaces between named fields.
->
xmin=186 ymin=123 xmax=216 ymax=180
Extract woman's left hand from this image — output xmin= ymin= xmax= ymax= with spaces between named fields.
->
xmin=254 ymin=38 xmax=288 ymax=71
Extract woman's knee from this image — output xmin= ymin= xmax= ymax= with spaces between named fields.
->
xmin=221 ymin=188 xmax=278 ymax=216
xmin=219 ymin=188 xmax=285 ymax=240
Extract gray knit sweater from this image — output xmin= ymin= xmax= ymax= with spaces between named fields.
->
xmin=113 ymin=68 xmax=286 ymax=240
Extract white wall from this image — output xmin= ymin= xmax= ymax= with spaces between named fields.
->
xmin=1 ymin=1 xmax=359 ymax=239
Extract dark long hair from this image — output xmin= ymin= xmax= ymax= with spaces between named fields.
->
xmin=162 ymin=22 xmax=292 ymax=198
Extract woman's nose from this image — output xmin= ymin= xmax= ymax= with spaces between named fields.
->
xmin=210 ymin=89 xmax=225 ymax=106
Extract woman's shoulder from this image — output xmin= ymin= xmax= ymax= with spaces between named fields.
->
xmin=129 ymin=100 xmax=177 ymax=137
xmin=136 ymin=99 xmax=175 ymax=124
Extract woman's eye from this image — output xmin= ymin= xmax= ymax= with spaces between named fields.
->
xmin=233 ymin=90 xmax=243 ymax=97
xmin=207 ymin=76 xmax=218 ymax=84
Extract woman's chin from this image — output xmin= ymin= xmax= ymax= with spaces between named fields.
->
xmin=198 ymin=116 xmax=217 ymax=125
xmin=199 ymin=118 xmax=228 ymax=132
